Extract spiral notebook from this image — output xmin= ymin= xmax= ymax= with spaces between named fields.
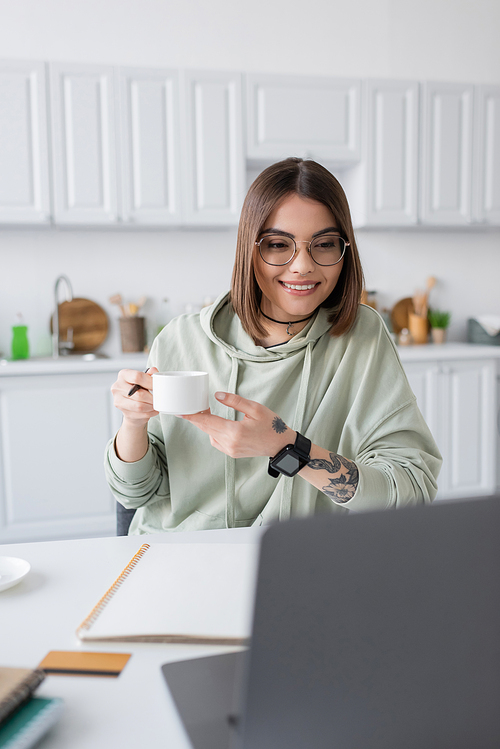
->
xmin=76 ymin=542 xmax=259 ymax=645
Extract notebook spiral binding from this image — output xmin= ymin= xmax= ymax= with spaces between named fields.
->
xmin=77 ymin=544 xmax=151 ymax=633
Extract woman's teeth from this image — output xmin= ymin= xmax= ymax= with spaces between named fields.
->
xmin=282 ymin=282 xmax=316 ymax=290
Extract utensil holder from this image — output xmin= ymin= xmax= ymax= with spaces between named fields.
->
xmin=119 ymin=317 xmax=145 ymax=353
xmin=408 ymin=313 xmax=429 ymax=345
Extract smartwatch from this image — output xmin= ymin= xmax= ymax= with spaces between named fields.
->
xmin=268 ymin=432 xmax=311 ymax=478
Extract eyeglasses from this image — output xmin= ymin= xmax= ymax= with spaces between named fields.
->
xmin=255 ymin=233 xmax=349 ymax=267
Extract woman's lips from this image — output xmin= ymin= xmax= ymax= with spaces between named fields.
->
xmin=278 ymin=281 xmax=320 ymax=295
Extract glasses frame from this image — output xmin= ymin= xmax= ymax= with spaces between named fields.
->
xmin=255 ymin=234 xmax=349 ymax=267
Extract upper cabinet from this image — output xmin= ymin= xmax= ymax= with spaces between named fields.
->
xmin=343 ymin=80 xmax=419 ymax=227
xmin=0 ymin=60 xmax=51 ymax=224
xmin=50 ymin=63 xmax=119 ymax=224
xmin=118 ymin=67 xmax=183 ymax=225
xmin=473 ymin=85 xmax=500 ymax=224
xmin=420 ymin=82 xmax=474 ymax=225
xmin=182 ymin=70 xmax=245 ymax=225
xmin=246 ymin=74 xmax=361 ymax=164
xmin=0 ymin=61 xmax=499 ymax=229
xmin=348 ymin=79 xmax=500 ymax=228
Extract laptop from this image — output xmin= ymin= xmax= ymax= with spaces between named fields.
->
xmin=162 ymin=495 xmax=500 ymax=749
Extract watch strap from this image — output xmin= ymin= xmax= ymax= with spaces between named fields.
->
xmin=293 ymin=432 xmax=311 ymax=462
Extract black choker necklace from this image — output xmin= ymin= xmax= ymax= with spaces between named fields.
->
xmin=260 ymin=310 xmax=316 ymax=336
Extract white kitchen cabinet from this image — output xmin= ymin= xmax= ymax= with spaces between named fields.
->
xmin=118 ymin=67 xmax=183 ymax=225
xmin=181 ymin=70 xmax=245 ymax=225
xmin=420 ymin=82 xmax=474 ymax=225
xmin=50 ymin=63 xmax=119 ymax=224
xmin=0 ymin=60 xmax=51 ymax=225
xmin=342 ymin=80 xmax=419 ymax=227
xmin=0 ymin=371 xmax=120 ymax=543
xmin=404 ymin=358 xmax=497 ymax=500
xmin=473 ymin=85 xmax=500 ymax=225
xmin=245 ymin=73 xmax=361 ymax=164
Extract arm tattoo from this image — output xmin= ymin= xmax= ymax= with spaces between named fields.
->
xmin=308 ymin=451 xmax=359 ymax=503
xmin=308 ymin=454 xmax=341 ymax=473
xmin=272 ymin=416 xmax=287 ymax=435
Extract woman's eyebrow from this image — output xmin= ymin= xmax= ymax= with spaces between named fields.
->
xmin=260 ymin=228 xmax=295 ymax=238
xmin=312 ymin=227 xmax=340 ymax=238
xmin=260 ymin=226 xmax=340 ymax=238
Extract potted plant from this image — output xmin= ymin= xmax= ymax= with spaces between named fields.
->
xmin=428 ymin=309 xmax=451 ymax=344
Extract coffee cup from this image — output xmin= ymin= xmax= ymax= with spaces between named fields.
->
xmin=152 ymin=371 xmax=209 ymax=415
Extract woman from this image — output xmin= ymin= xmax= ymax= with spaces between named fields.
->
xmin=106 ymin=158 xmax=441 ymax=534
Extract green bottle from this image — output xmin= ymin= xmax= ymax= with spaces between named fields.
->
xmin=12 ymin=315 xmax=29 ymax=360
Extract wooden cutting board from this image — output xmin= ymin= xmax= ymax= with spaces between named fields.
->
xmin=51 ymin=298 xmax=108 ymax=352
xmin=391 ymin=297 xmax=414 ymax=334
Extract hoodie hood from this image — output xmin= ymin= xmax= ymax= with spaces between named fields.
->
xmin=200 ymin=291 xmax=333 ymax=361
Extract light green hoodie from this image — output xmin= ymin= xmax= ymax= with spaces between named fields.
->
xmin=105 ymin=292 xmax=441 ymax=533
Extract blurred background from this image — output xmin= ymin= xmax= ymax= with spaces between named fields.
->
xmin=0 ymin=0 xmax=499 ymax=355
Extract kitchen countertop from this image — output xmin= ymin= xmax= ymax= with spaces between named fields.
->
xmin=1 ymin=343 xmax=500 ymax=377
xmin=396 ymin=342 xmax=500 ymax=362
xmin=0 ymin=352 xmax=149 ymax=376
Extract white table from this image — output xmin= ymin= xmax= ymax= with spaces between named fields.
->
xmin=0 ymin=529 xmax=263 ymax=748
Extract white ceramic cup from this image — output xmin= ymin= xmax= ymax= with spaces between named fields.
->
xmin=152 ymin=371 xmax=209 ymax=415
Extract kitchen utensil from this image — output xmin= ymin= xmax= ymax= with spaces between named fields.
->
xmin=412 ymin=290 xmax=427 ymax=318
xmin=109 ymin=293 xmax=127 ymax=317
xmin=119 ymin=317 xmax=145 ymax=353
xmin=50 ymin=298 xmax=108 ymax=352
xmin=391 ymin=297 xmax=415 ymax=334
xmin=408 ymin=312 xmax=429 ymax=344
xmin=420 ymin=276 xmax=436 ymax=319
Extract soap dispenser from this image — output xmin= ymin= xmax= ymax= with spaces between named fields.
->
xmin=11 ymin=313 xmax=29 ymax=360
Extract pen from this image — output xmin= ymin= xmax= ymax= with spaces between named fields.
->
xmin=127 ymin=368 xmax=150 ymax=397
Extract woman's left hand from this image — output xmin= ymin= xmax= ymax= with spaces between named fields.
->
xmin=181 ymin=392 xmax=295 ymax=459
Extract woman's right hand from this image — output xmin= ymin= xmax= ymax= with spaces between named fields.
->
xmin=111 ymin=367 xmax=159 ymax=426
xmin=112 ymin=368 xmax=160 ymax=463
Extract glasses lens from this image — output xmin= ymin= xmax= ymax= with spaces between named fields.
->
xmin=259 ymin=235 xmax=296 ymax=265
xmin=310 ymin=235 xmax=346 ymax=266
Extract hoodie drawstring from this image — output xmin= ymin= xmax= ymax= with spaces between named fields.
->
xmin=279 ymin=340 xmax=314 ymax=521
xmin=224 ymin=356 xmax=239 ymax=528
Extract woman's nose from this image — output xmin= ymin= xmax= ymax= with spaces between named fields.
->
xmin=289 ymin=245 xmax=315 ymax=275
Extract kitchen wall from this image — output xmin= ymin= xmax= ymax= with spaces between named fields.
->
xmin=1 ymin=0 xmax=499 ymax=358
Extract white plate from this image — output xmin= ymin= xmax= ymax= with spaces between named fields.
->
xmin=0 ymin=556 xmax=31 ymax=592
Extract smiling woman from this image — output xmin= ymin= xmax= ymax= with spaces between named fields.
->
xmin=105 ymin=158 xmax=442 ymax=534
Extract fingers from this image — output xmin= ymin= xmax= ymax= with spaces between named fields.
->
xmin=181 ymin=410 xmax=229 ymax=435
xmin=111 ymin=368 xmax=158 ymax=424
xmin=214 ymin=391 xmax=264 ymax=419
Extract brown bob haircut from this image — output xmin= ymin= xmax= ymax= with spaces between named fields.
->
xmin=230 ymin=157 xmax=364 ymax=342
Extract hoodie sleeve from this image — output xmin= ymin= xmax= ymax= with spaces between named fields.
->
xmin=341 ymin=399 xmax=442 ymax=512
xmin=104 ymin=416 xmax=170 ymax=510
xmin=319 ymin=307 xmax=442 ymax=512
xmin=104 ymin=336 xmax=171 ymax=510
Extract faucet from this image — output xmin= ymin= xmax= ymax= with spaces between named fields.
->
xmin=52 ymin=275 xmax=74 ymax=358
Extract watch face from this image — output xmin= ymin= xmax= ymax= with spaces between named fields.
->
xmin=276 ymin=453 xmax=300 ymax=475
